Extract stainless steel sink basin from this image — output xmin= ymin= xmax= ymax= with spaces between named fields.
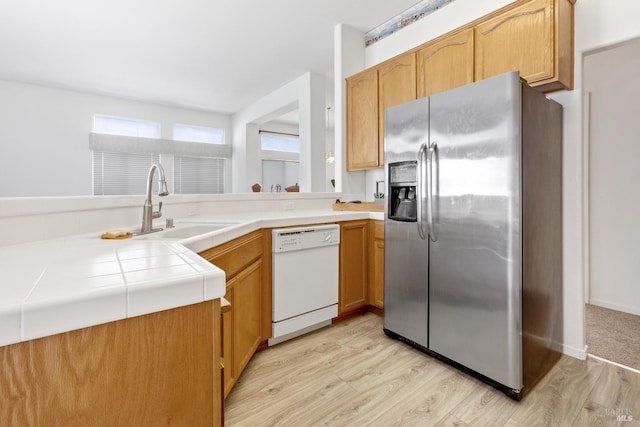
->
xmin=136 ymin=223 xmax=237 ymax=240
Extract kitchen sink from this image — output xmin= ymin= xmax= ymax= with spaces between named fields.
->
xmin=136 ymin=223 xmax=237 ymax=240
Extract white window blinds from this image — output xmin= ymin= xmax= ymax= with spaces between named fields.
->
xmin=174 ymin=156 xmax=225 ymax=194
xmin=93 ymin=152 xmax=160 ymax=196
xmin=90 ymin=116 xmax=229 ymax=196
xmin=172 ymin=124 xmax=226 ymax=194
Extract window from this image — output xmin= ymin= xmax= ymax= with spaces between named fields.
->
xmin=174 ymin=124 xmax=224 ymax=144
xmin=260 ymin=131 xmax=300 ymax=192
xmin=262 ymin=159 xmax=299 ymax=193
xmin=93 ymin=152 xmax=160 ymax=196
xmin=92 ymin=115 xmax=161 ymax=196
xmin=94 ymin=115 xmax=160 ymax=138
xmin=174 ymin=156 xmax=225 ymax=194
xmin=260 ymin=131 xmax=300 ymax=153
xmin=91 ymin=116 xmax=229 ymax=196
xmin=172 ymin=124 xmax=226 ymax=194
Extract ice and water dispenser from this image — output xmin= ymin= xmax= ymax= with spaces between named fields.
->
xmin=388 ymin=161 xmax=417 ymax=221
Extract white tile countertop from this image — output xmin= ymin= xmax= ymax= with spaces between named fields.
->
xmin=0 ymin=209 xmax=383 ymax=347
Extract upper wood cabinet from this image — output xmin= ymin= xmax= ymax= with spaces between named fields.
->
xmin=378 ymin=52 xmax=417 ymax=165
xmin=345 ymin=0 xmax=574 ymax=171
xmin=417 ymin=28 xmax=474 ymax=98
xmin=347 ymin=53 xmax=416 ymax=171
xmin=346 ymin=68 xmax=379 ymax=170
xmin=475 ymin=0 xmax=574 ymax=91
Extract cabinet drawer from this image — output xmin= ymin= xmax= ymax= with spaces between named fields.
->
xmin=199 ymin=231 xmax=263 ymax=279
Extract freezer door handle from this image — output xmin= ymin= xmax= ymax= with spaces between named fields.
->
xmin=427 ymin=141 xmax=438 ymax=241
xmin=417 ymin=142 xmax=428 ymax=240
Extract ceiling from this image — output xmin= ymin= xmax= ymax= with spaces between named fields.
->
xmin=0 ymin=0 xmax=419 ymax=114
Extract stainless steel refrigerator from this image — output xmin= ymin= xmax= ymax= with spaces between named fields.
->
xmin=383 ymin=71 xmax=563 ymax=400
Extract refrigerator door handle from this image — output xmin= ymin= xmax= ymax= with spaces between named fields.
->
xmin=427 ymin=141 xmax=438 ymax=241
xmin=417 ymin=142 xmax=428 ymax=240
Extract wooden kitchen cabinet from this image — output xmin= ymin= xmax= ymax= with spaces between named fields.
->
xmin=221 ymin=287 xmax=235 ymax=396
xmin=378 ymin=52 xmax=417 ymax=165
xmin=417 ymin=28 xmax=474 ymax=98
xmin=0 ymin=301 xmax=223 ymax=426
xmin=475 ymin=0 xmax=574 ymax=91
xmin=346 ymin=67 xmax=379 ymax=170
xmin=200 ymin=230 xmax=267 ymax=397
xmin=338 ymin=220 xmax=369 ymax=314
xmin=368 ymin=220 xmax=385 ymax=311
xmin=345 ymin=0 xmax=575 ymax=162
xmin=347 ymin=53 xmax=416 ymax=171
xmin=220 ymin=297 xmax=233 ymax=399
xmin=230 ymin=259 xmax=263 ymax=381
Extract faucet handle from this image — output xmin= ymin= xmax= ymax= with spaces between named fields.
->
xmin=152 ymin=201 xmax=163 ymax=220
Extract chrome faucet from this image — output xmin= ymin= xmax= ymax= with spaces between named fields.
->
xmin=140 ymin=163 xmax=169 ymax=234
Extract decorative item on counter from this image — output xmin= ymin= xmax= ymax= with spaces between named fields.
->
xmin=252 ymin=183 xmax=262 ymax=192
xmin=101 ymin=230 xmax=132 ymax=239
xmin=285 ymin=183 xmax=299 ymax=192
xmin=374 ymin=192 xmax=385 ymax=204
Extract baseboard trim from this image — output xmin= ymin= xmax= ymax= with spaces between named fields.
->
xmin=588 ymin=353 xmax=640 ymax=375
xmin=588 ymin=299 xmax=640 ymax=316
xmin=333 ymin=305 xmax=384 ymax=323
xmin=368 ymin=305 xmax=384 ymax=317
xmin=332 ymin=306 xmax=369 ymax=324
xmin=562 ymin=343 xmax=588 ymax=360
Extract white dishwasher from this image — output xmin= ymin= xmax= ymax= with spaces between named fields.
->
xmin=269 ymin=224 xmax=340 ymax=346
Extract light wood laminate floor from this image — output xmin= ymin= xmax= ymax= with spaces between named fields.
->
xmin=225 ymin=313 xmax=640 ymax=426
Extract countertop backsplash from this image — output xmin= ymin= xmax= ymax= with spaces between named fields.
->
xmin=0 ymin=192 xmax=342 ymax=247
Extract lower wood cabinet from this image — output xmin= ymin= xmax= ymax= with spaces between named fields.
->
xmin=200 ymin=230 xmax=267 ymax=398
xmin=230 ymin=259 xmax=263 ymax=380
xmin=0 ymin=301 xmax=223 ymax=426
xmin=369 ymin=220 xmax=385 ymax=310
xmin=338 ymin=220 xmax=369 ymax=314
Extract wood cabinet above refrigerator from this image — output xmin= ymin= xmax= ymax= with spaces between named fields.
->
xmin=475 ymin=0 xmax=575 ymax=92
xmin=345 ymin=0 xmax=574 ymax=171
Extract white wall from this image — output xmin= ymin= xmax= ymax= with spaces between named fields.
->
xmin=231 ymin=72 xmax=328 ymax=193
xmin=557 ymin=0 xmax=640 ymax=358
xmin=335 ymin=0 xmax=640 ymax=359
xmin=584 ymin=40 xmax=640 ymax=316
xmin=334 ymin=24 xmax=367 ymax=200
xmin=0 ymin=80 xmax=232 ymax=197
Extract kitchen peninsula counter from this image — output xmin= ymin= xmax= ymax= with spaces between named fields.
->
xmin=0 ymin=209 xmax=382 ymax=347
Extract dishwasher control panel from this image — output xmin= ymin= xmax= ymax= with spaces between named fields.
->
xmin=272 ymin=224 xmax=340 ymax=253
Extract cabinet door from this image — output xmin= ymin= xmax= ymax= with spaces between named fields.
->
xmin=347 ymin=68 xmax=379 ymax=170
xmin=339 ymin=221 xmax=369 ymax=314
xmin=417 ymin=29 xmax=474 ymax=98
xmin=221 ymin=288 xmax=235 ymax=398
xmin=368 ymin=220 xmax=385 ymax=310
xmin=232 ymin=259 xmax=263 ymax=378
xmin=378 ymin=52 xmax=417 ymax=166
xmin=475 ymin=0 xmax=553 ymax=85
